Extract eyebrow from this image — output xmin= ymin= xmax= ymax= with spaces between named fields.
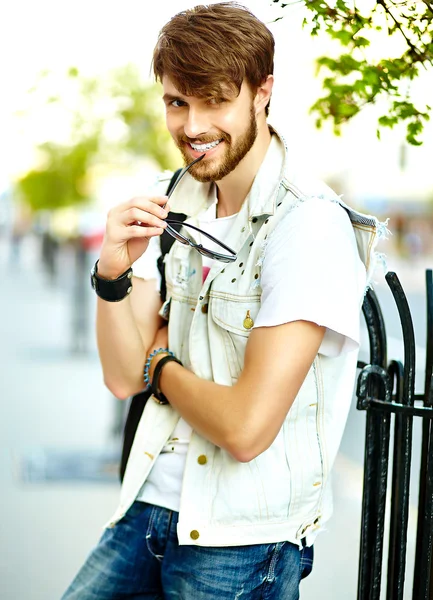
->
xmin=162 ymin=93 xmax=186 ymax=104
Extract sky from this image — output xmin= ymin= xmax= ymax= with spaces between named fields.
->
xmin=1 ymin=0 xmax=432 ymax=207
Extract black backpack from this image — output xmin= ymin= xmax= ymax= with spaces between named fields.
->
xmin=119 ymin=169 xmax=185 ymax=482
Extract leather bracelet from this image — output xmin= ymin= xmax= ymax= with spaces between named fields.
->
xmin=151 ymin=354 xmax=183 ymax=405
xmin=90 ymin=260 xmax=133 ymax=302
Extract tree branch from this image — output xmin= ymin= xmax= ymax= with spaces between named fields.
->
xmin=377 ymin=0 xmax=425 ymax=61
xmin=421 ymin=0 xmax=433 ymax=16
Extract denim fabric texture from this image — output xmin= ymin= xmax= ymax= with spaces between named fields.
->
xmin=62 ymin=501 xmax=313 ymax=600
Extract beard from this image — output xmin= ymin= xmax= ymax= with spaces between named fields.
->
xmin=175 ymin=104 xmax=258 ymax=183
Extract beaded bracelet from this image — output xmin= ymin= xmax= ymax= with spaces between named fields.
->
xmin=144 ymin=348 xmax=174 ymax=389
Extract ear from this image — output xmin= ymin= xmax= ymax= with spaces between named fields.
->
xmin=254 ymin=75 xmax=274 ymax=115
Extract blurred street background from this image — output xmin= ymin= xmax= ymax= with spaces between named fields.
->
xmin=1 ymin=0 xmax=432 ymax=598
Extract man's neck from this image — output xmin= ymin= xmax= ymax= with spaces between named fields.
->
xmin=215 ymin=122 xmax=272 ymax=218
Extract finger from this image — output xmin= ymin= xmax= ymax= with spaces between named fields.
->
xmin=126 ymin=226 xmax=165 ymax=238
xmin=121 ymin=207 xmax=168 ymax=229
xmin=110 ymin=196 xmax=169 ymax=218
xmin=127 ymin=196 xmax=169 ymax=214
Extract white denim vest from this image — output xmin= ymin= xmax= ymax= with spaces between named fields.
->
xmin=107 ymin=130 xmax=385 ymax=548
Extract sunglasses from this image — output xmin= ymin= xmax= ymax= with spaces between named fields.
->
xmin=163 ymin=155 xmax=237 ymax=263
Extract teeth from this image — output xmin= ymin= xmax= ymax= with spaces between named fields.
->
xmin=190 ymin=139 xmax=222 ymax=151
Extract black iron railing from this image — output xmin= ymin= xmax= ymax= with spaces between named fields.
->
xmin=356 ymin=270 xmax=433 ymax=600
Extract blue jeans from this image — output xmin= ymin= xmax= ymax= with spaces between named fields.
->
xmin=62 ymin=501 xmax=313 ymax=599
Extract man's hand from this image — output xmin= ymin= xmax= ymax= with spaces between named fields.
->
xmin=98 ymin=195 xmax=169 ymax=280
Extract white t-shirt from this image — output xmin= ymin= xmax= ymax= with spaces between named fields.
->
xmin=135 ymin=199 xmax=239 ymax=510
xmin=134 ymin=194 xmax=365 ymax=511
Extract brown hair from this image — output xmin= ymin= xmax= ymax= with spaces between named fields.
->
xmin=153 ymin=2 xmax=274 ymax=115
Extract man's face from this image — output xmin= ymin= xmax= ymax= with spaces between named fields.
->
xmin=162 ymin=77 xmax=258 ymax=182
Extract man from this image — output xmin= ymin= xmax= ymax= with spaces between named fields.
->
xmin=62 ymin=3 xmax=385 ymax=599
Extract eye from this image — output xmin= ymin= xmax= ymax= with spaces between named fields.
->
xmin=171 ymin=99 xmax=187 ymax=108
xmin=207 ymin=97 xmax=226 ymax=106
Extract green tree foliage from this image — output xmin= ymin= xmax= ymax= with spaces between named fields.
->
xmin=271 ymin=0 xmax=432 ymax=144
xmin=18 ymin=139 xmax=97 ymax=211
xmin=17 ymin=66 xmax=177 ymax=212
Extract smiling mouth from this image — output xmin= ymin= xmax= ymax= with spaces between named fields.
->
xmin=189 ymin=139 xmax=223 ymax=152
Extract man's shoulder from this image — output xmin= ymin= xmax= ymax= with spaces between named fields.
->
xmin=284 ymin=169 xmax=340 ymax=204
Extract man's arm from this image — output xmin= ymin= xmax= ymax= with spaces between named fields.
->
xmin=94 ymin=192 xmax=169 ymax=400
xmin=96 ymin=277 xmax=163 ymax=400
xmin=151 ymin=319 xmax=325 ymax=462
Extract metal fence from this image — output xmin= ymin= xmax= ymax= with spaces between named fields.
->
xmin=356 ymin=269 xmax=433 ymax=600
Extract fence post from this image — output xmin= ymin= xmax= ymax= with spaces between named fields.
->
xmin=356 ymin=270 xmax=433 ymax=600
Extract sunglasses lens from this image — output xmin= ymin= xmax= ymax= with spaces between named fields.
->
xmin=166 ymin=225 xmax=189 ymax=245
xmin=197 ymin=247 xmax=236 ymax=263
xmin=197 ymin=247 xmax=215 ymax=259
xmin=166 ymin=221 xmax=236 ymax=262
xmin=174 ymin=235 xmax=189 ymax=246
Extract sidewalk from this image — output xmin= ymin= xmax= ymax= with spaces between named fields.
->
xmin=1 ymin=236 xmax=120 ymax=600
xmin=0 ymin=235 xmax=422 ymax=599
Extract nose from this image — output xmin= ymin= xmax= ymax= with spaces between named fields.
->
xmin=183 ymin=106 xmax=210 ymax=140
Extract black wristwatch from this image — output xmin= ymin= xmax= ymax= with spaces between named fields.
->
xmin=90 ymin=260 xmax=133 ymax=302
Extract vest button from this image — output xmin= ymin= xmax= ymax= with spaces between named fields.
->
xmin=201 ymin=304 xmax=208 ymax=314
xmin=197 ymin=455 xmax=207 ymax=465
xmin=190 ymin=530 xmax=200 ymax=540
xmin=243 ymin=311 xmax=254 ymax=330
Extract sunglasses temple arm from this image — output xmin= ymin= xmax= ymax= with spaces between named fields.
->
xmin=162 ymin=154 xmax=206 ymax=209
xmin=167 ymin=220 xmax=236 ymax=255
xmin=165 ymin=222 xmax=237 ymax=261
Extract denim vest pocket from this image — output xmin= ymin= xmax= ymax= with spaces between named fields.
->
xmin=210 ymin=294 xmax=261 ymax=382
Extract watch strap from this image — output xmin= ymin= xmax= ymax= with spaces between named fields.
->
xmin=90 ymin=260 xmax=133 ymax=302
